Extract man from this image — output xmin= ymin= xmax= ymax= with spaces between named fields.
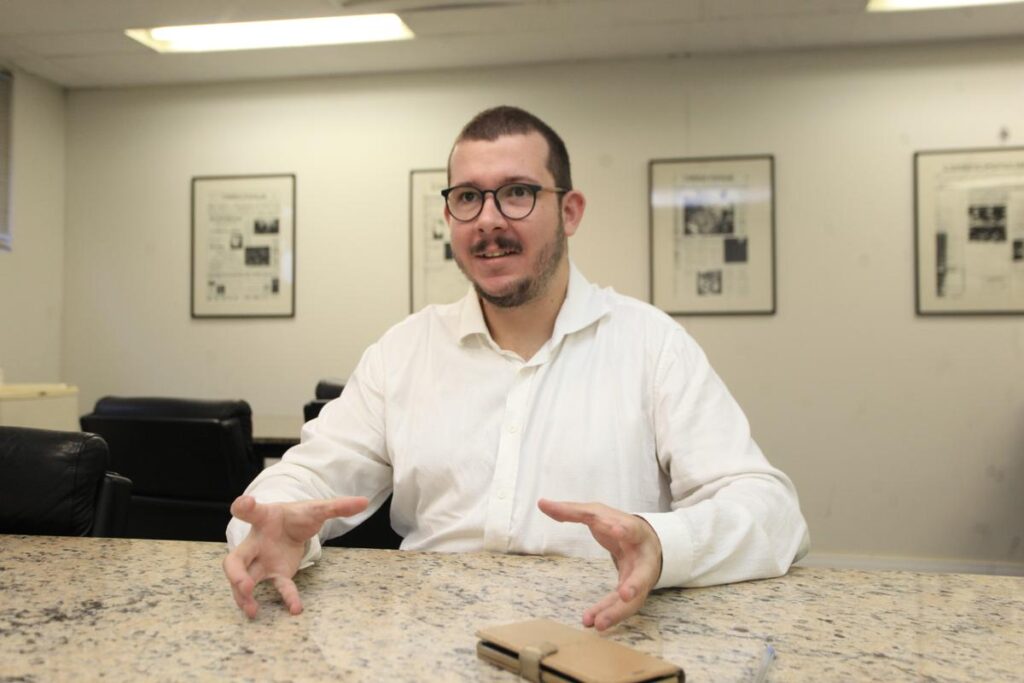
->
xmin=224 ymin=106 xmax=809 ymax=631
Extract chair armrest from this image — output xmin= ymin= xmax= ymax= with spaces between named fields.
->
xmin=92 ymin=472 xmax=132 ymax=538
xmin=304 ymin=399 xmax=330 ymax=423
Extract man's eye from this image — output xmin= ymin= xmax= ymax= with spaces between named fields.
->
xmin=457 ymin=190 xmax=480 ymax=203
xmin=508 ymin=185 xmax=529 ymax=198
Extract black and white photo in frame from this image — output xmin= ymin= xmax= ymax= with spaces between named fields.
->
xmin=915 ymin=146 xmax=1024 ymax=315
xmin=191 ymin=174 xmax=295 ymax=318
xmin=409 ymin=168 xmax=467 ymax=312
xmin=649 ymin=155 xmax=776 ymax=315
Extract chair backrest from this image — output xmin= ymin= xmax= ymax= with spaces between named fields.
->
xmin=80 ymin=396 xmax=259 ymax=502
xmin=305 ymin=379 xmax=345 ymax=422
xmin=315 ymin=379 xmax=345 ymax=400
xmin=0 ymin=426 xmax=131 ymax=537
xmin=300 ymin=380 xmax=400 ymax=550
xmin=324 ymin=494 xmax=402 ymax=550
xmin=80 ymin=396 xmax=261 ymax=541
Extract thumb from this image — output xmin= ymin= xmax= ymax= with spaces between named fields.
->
xmin=287 ymin=496 xmax=371 ymax=529
xmin=282 ymin=496 xmax=370 ymax=542
xmin=314 ymin=496 xmax=370 ymax=522
xmin=230 ymin=495 xmax=269 ymax=527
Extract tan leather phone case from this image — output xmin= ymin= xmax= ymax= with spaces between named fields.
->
xmin=476 ymin=618 xmax=684 ymax=683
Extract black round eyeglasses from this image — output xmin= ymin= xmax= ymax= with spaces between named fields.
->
xmin=441 ymin=183 xmax=567 ymax=222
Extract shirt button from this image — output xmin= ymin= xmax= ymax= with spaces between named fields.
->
xmin=497 ymin=491 xmax=508 ymax=500
xmin=507 ymin=424 xmax=519 ymax=434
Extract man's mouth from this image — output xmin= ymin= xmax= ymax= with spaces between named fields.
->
xmin=478 ymin=248 xmax=520 ymax=259
xmin=472 ymin=236 xmax=522 ymax=260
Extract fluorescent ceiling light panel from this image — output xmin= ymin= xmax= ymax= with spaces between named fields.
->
xmin=867 ymin=0 xmax=1024 ymax=11
xmin=126 ymin=14 xmax=414 ymax=53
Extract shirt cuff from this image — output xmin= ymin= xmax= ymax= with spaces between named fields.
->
xmin=635 ymin=510 xmax=694 ymax=590
xmin=300 ymin=535 xmax=322 ymax=570
xmin=225 ymin=516 xmax=250 ymax=550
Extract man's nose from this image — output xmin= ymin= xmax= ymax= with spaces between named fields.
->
xmin=475 ymin=191 xmax=506 ymax=228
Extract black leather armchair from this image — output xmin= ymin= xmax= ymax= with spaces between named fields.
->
xmin=0 ymin=426 xmax=131 ymax=537
xmin=302 ymin=379 xmax=401 ymax=550
xmin=80 ymin=396 xmax=262 ymax=542
xmin=303 ymin=378 xmax=345 ymax=423
xmin=325 ymin=502 xmax=402 ymax=550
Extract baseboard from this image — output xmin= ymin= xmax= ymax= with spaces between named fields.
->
xmin=796 ymin=552 xmax=1024 ymax=577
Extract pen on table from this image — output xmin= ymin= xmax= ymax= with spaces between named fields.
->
xmin=751 ymin=643 xmax=776 ymax=683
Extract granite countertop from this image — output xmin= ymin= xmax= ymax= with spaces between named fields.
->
xmin=1 ymin=534 xmax=1022 ymax=681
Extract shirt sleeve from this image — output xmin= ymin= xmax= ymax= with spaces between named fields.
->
xmin=225 ymin=342 xmax=394 ymax=558
xmin=635 ymin=327 xmax=810 ymax=590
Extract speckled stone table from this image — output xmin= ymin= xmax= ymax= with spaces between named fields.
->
xmin=1 ymin=535 xmax=1022 ymax=682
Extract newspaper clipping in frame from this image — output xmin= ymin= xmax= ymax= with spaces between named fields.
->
xmin=191 ymin=175 xmax=295 ymax=318
xmin=410 ymin=169 xmax=467 ymax=312
xmin=916 ymin=148 xmax=1024 ymax=314
xmin=650 ymin=156 xmax=775 ymax=315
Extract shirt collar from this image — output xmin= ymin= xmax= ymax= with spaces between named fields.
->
xmin=455 ymin=261 xmax=610 ymax=347
xmin=456 ymin=285 xmax=489 ymax=342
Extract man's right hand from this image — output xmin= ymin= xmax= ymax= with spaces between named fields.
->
xmin=222 ymin=495 xmax=369 ymax=618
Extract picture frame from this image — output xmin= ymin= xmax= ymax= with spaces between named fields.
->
xmin=191 ymin=174 xmax=296 ymax=319
xmin=649 ymin=155 xmax=776 ymax=315
xmin=409 ymin=168 xmax=467 ymax=312
xmin=914 ymin=146 xmax=1024 ymax=315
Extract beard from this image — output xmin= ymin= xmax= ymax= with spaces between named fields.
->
xmin=454 ymin=218 xmax=567 ymax=309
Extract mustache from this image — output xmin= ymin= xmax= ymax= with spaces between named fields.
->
xmin=470 ymin=234 xmax=523 ymax=256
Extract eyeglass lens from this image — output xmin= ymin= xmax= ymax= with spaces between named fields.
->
xmin=446 ymin=184 xmax=537 ymax=221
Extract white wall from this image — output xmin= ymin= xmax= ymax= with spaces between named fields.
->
xmin=63 ymin=39 xmax=1024 ymax=567
xmin=0 ymin=69 xmax=65 ymax=383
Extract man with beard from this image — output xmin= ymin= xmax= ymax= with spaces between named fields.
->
xmin=224 ymin=106 xmax=809 ymax=631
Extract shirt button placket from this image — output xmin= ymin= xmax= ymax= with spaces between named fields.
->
xmin=482 ymin=364 xmax=533 ymax=552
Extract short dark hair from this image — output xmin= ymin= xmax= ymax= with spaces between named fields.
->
xmin=448 ymin=105 xmax=572 ymax=190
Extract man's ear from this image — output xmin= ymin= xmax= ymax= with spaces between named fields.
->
xmin=561 ymin=190 xmax=586 ymax=237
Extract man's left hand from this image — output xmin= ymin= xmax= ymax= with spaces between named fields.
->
xmin=538 ymin=499 xmax=663 ymax=632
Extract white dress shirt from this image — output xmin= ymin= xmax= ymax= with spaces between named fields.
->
xmin=227 ymin=264 xmax=809 ymax=589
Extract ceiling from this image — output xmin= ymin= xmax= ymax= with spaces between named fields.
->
xmin=0 ymin=0 xmax=1022 ymax=89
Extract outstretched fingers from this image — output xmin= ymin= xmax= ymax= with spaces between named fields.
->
xmin=582 ymin=590 xmax=620 ymax=628
xmin=224 ymin=497 xmax=372 ymax=619
xmin=587 ymin=588 xmax=646 ymax=632
xmin=273 ymin=576 xmax=304 ymax=615
xmin=286 ymin=497 xmax=371 ymax=541
xmin=315 ymin=496 xmax=370 ymax=521
xmin=540 ymin=498 xmax=664 ymax=631
xmin=230 ymin=495 xmax=268 ymax=526
xmin=593 ymin=540 xmax=661 ymax=632
xmin=615 ymin=557 xmax=650 ymax=604
xmin=537 ymin=498 xmax=593 ymax=523
xmin=614 ymin=520 xmax=663 ymax=604
xmin=223 ymin=551 xmax=260 ymax=618
xmin=539 ymin=499 xmax=620 ymax=536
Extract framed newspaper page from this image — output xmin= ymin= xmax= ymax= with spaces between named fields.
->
xmin=914 ymin=147 xmax=1024 ymax=315
xmin=191 ymin=174 xmax=295 ymax=318
xmin=409 ymin=168 xmax=468 ymax=312
xmin=649 ymin=155 xmax=776 ymax=315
